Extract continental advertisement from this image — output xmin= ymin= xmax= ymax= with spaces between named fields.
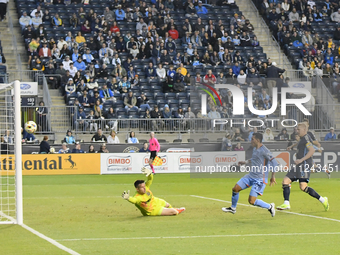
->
xmin=0 ymin=154 xmax=100 ymax=175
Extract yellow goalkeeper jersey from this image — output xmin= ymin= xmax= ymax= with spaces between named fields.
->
xmin=128 ymin=174 xmax=163 ymax=216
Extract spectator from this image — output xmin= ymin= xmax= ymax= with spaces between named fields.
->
xmin=65 ymin=78 xmax=76 ymax=97
xmin=331 ymin=9 xmax=340 ymax=22
xmin=221 ymin=133 xmax=232 ymax=151
xmin=72 ymin=141 xmax=85 ymax=153
xmin=151 ymin=106 xmax=164 ymax=131
xmin=124 ymin=90 xmax=138 ymax=110
xmin=156 ymin=63 xmax=166 ymax=82
xmin=107 ymin=130 xmax=120 ymax=143
xmin=74 ymin=57 xmax=86 ymax=72
xmin=86 ymin=110 xmax=98 ymax=133
xmin=39 ymin=43 xmax=52 ymax=59
xmin=324 ymin=127 xmax=337 ymax=140
xmin=74 ymin=107 xmax=87 ymax=131
xmin=203 ymin=69 xmax=217 ymax=85
xmin=173 ymin=77 xmax=185 ymax=92
xmin=98 ymin=143 xmax=109 ymax=153
xmin=289 ymin=8 xmax=300 ymax=22
xmin=19 ymin=11 xmax=32 ymax=30
xmin=92 ymin=128 xmax=107 ymax=142
xmin=21 ymin=127 xmax=35 ymax=142
xmin=51 ymin=13 xmax=63 ymax=27
xmin=276 ymin=128 xmax=290 ymax=141
xmin=145 ymin=62 xmax=157 ymax=81
xmin=208 ymin=106 xmax=222 ymax=130
xmin=265 ymin=62 xmax=285 ymax=97
xmin=248 ymin=127 xmax=258 ymax=141
xmin=58 ymin=143 xmax=70 ymax=154
xmin=39 ymin=136 xmax=50 ymax=154
xmin=3 ymin=130 xmax=13 ymax=144
xmin=137 ymin=93 xmax=151 ymax=111
xmin=139 ymin=142 xmax=150 ymax=152
xmin=234 ymin=142 xmax=244 ymax=151
xmin=32 ymin=12 xmax=42 ymax=29
xmin=115 ymin=5 xmax=125 ymax=21
xmin=263 ymin=128 xmax=274 ymax=141
xmin=196 ymin=1 xmax=208 ymax=16
xmin=30 ymin=5 xmax=43 ymax=18
xmin=103 ymin=107 xmax=117 ymax=131
xmin=99 ymin=84 xmax=115 ymax=103
xmin=128 ymin=131 xmax=139 ymax=143
xmin=237 ymin=70 xmax=247 ymax=85
xmin=81 ymin=20 xmax=92 ymax=33
xmin=63 ymin=130 xmax=75 ymax=144
xmin=233 ymin=128 xmax=244 ymax=142
xmin=168 ymin=25 xmax=179 ymax=40
xmin=88 ymin=145 xmax=96 ymax=153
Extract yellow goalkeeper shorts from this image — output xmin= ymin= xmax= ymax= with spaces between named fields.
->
xmin=149 ymin=198 xmax=167 ymax=216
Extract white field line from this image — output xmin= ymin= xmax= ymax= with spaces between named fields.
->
xmin=56 ymin=232 xmax=340 ymax=242
xmin=22 ymin=224 xmax=81 ymax=255
xmin=191 ymin=195 xmax=340 ymax=223
xmin=24 ymin=195 xmax=188 ymax=199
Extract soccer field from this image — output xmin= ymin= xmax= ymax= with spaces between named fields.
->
xmin=1 ymin=174 xmax=340 ymax=255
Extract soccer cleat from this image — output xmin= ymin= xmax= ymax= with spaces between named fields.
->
xmin=176 ymin=207 xmax=186 ymax=214
xmin=268 ymin=203 xmax=275 ymax=217
xmin=276 ymin=203 xmax=290 ymax=210
xmin=222 ymin=207 xmax=236 ymax=214
xmin=323 ymin=197 xmax=329 ymax=211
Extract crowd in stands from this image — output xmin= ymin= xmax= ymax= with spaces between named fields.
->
xmin=16 ymin=0 xmax=293 ymax=133
xmin=254 ymin=0 xmax=340 ymax=97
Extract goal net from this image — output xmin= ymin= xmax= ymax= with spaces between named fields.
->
xmin=0 ymin=81 xmax=22 ymax=225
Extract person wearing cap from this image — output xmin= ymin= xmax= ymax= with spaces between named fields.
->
xmin=324 ymin=127 xmax=337 ymax=141
xmin=58 ymin=143 xmax=70 ymax=154
xmin=98 ymin=143 xmax=109 ymax=153
xmin=196 ymin=1 xmax=208 ymax=16
xmin=65 ymin=78 xmax=76 ymax=97
xmin=72 ymin=142 xmax=85 ymax=153
xmin=19 ymin=11 xmax=32 ymax=30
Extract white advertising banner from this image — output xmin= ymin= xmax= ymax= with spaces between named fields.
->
xmin=288 ymin=81 xmax=311 ymax=92
xmin=20 ymin=82 xmax=38 ymax=96
xmin=100 ymin=152 xmax=246 ymax=174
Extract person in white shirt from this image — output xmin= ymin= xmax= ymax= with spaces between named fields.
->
xmin=68 ymin=62 xmax=78 ymax=77
xmin=156 ymin=63 xmax=166 ymax=82
xmin=237 ymin=70 xmax=247 ymax=85
xmin=30 ymin=6 xmax=43 ymax=18
xmin=99 ymin=43 xmax=113 ymax=59
xmin=263 ymin=128 xmax=274 ymax=141
xmin=57 ymin=37 xmax=68 ymax=51
xmin=62 ymin=55 xmax=72 ymax=70
xmin=107 ymin=130 xmax=120 ymax=143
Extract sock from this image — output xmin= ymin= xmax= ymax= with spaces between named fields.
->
xmin=284 ymin=200 xmax=290 ymax=205
xmin=150 ymin=164 xmax=155 ymax=173
xmin=168 ymin=203 xmax=173 ymax=208
xmin=231 ymin=191 xmax=239 ymax=209
xmin=304 ymin=186 xmax=321 ymax=200
xmin=319 ymin=197 xmax=325 ymax=203
xmin=283 ymin=186 xmax=290 ymax=201
xmin=254 ymin=199 xmax=271 ymax=209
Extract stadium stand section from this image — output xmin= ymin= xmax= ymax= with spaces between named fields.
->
xmin=253 ymin=0 xmax=340 ymax=100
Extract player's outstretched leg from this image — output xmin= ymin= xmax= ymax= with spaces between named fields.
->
xmin=277 ymin=177 xmax=292 ymax=210
xmin=222 ymin=184 xmax=241 ymax=214
xmin=160 ymin=207 xmax=185 ymax=215
xmin=300 ymin=182 xmax=329 ymax=211
xmin=249 ymin=196 xmax=275 ymax=217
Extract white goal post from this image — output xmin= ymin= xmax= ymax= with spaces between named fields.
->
xmin=0 ymin=80 xmax=22 ymax=225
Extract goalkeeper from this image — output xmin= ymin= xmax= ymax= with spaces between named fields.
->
xmin=122 ymin=167 xmax=185 ymax=216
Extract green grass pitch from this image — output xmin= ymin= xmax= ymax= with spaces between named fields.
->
xmin=1 ymin=174 xmax=340 ymax=255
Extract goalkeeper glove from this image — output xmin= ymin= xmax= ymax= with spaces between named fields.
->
xmin=142 ymin=167 xmax=152 ymax=177
xmin=122 ymin=190 xmax=130 ymax=200
xmin=141 ymin=167 xmax=152 ymax=177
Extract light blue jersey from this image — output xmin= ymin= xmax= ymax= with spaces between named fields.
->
xmin=248 ymin=145 xmax=278 ymax=180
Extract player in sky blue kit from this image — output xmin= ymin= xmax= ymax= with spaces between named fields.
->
xmin=222 ymin=133 xmax=278 ymax=217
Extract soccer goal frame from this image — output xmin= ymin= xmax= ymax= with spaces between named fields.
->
xmin=0 ymin=80 xmax=23 ymax=225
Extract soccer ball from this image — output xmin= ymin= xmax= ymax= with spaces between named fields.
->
xmin=49 ymin=147 xmax=55 ymax=153
xmin=25 ymin=121 xmax=37 ymax=134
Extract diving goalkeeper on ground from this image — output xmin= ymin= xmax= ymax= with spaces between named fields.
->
xmin=122 ymin=167 xmax=185 ymax=216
